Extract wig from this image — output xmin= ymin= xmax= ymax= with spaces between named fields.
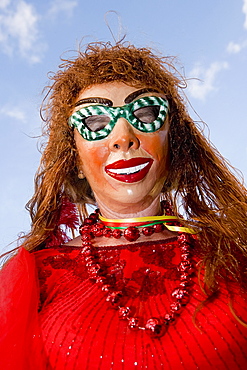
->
xmin=22 ymin=42 xmax=247 ymax=292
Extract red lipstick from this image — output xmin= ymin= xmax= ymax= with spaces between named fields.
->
xmin=105 ymin=157 xmax=153 ymax=183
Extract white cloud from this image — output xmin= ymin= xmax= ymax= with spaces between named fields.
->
xmin=187 ymin=61 xmax=229 ymax=101
xmin=0 ymin=0 xmax=46 ymax=63
xmin=0 ymin=0 xmax=10 ymax=9
xmin=227 ymin=41 xmax=242 ymax=54
xmin=225 ymin=1 xmax=247 ymax=55
xmin=243 ymin=0 xmax=247 ymax=29
xmin=0 ymin=106 xmax=26 ymax=122
xmin=226 ymin=40 xmax=247 ymax=54
xmin=48 ymin=0 xmax=78 ymax=18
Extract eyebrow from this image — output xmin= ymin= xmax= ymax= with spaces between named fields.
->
xmin=124 ymin=88 xmax=160 ymax=104
xmin=75 ymin=97 xmax=113 ymax=107
xmin=75 ymin=88 xmax=160 ymax=108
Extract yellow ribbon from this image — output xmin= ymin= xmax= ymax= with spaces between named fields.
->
xmin=99 ymin=214 xmax=196 ymax=234
xmin=165 ymin=225 xmax=196 ymax=234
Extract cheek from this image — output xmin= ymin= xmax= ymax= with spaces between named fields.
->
xmin=141 ymin=132 xmax=169 ymax=162
xmin=79 ymin=142 xmax=109 ymax=172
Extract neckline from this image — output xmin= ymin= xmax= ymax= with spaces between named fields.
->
xmin=62 ymin=236 xmax=178 ymax=250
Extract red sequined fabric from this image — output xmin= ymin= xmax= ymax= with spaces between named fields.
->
xmin=1 ymin=238 xmax=247 ymax=369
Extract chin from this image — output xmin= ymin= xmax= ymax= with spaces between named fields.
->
xmin=110 ymin=187 xmax=159 ymax=208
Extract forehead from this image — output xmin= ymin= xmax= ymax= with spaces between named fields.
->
xmin=75 ymin=81 xmax=163 ymax=108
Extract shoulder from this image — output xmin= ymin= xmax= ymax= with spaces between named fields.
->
xmin=0 ymin=247 xmax=36 ymax=285
xmin=0 ymin=247 xmax=39 ymax=335
xmin=32 ymin=245 xmax=88 ymax=308
xmin=33 ymin=244 xmax=86 ymax=273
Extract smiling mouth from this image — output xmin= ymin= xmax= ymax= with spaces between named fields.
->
xmin=105 ymin=158 xmax=153 ymax=183
xmin=108 ymin=162 xmax=149 ymax=175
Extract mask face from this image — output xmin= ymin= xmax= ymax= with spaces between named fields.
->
xmin=73 ymin=82 xmax=170 ymax=216
xmin=69 ymin=96 xmax=169 ymax=141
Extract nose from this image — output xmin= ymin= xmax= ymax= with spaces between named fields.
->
xmin=108 ymin=118 xmax=140 ymax=152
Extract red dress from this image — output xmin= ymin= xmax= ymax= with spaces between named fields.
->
xmin=1 ymin=237 xmax=247 ymax=369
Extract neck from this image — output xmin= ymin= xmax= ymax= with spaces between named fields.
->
xmin=95 ymin=195 xmax=163 ymax=220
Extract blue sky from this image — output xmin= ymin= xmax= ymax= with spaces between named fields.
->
xmin=0 ymin=0 xmax=247 ymax=253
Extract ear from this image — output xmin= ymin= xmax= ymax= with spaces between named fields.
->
xmin=78 ymin=171 xmax=85 ymax=179
xmin=76 ymin=153 xmax=85 ymax=179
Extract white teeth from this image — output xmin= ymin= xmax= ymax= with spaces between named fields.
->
xmin=108 ymin=162 xmax=149 ymax=175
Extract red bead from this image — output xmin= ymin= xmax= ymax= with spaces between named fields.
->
xmin=153 ymin=223 xmax=165 ymax=233
xmin=96 ymin=276 xmax=106 ymax=284
xmin=92 ymin=223 xmax=105 ymax=237
xmin=170 ymin=302 xmax=182 ymax=312
xmin=180 ymin=245 xmax=190 ymax=253
xmin=102 ymin=284 xmax=111 ymax=292
xmin=145 ymin=318 xmax=167 ymax=338
xmin=103 ymin=228 xmax=112 ymax=237
xmin=94 ymin=230 xmax=104 ymax=237
xmin=81 ymin=241 xmax=91 ymax=247
xmin=118 ymin=306 xmax=131 ymax=319
xmin=178 ymin=261 xmax=194 ymax=274
xmin=81 ymin=246 xmax=92 ymax=255
xmin=172 ymin=288 xmax=188 ymax=299
xmin=180 ymin=272 xmax=190 ymax=281
xmin=92 ymin=227 xmax=103 ymax=236
xmin=91 ymin=213 xmax=98 ymax=219
xmin=79 ymin=225 xmax=92 ymax=235
xmin=142 ymin=226 xmax=154 ymax=236
xmin=112 ymin=229 xmax=122 ymax=239
xmin=181 ymin=253 xmax=191 ymax=260
xmin=164 ymin=313 xmax=176 ymax=324
xmin=178 ymin=233 xmax=190 ymax=248
xmin=106 ymin=291 xmax=123 ymax=306
xmin=87 ymin=264 xmax=101 ymax=278
xmin=88 ymin=272 xmax=98 ymax=279
xmin=84 ymin=256 xmax=95 ymax=264
xmin=93 ymin=223 xmax=105 ymax=230
xmin=145 ymin=317 xmax=159 ymax=329
xmin=91 ymin=225 xmax=100 ymax=233
xmin=128 ymin=317 xmax=140 ymax=330
xmin=83 ymin=218 xmax=94 ymax=225
xmin=81 ymin=234 xmax=91 ymax=242
xmin=172 ymin=288 xmax=189 ymax=305
xmin=179 ymin=280 xmax=191 ymax=288
xmin=124 ymin=227 xmax=140 ymax=242
xmin=161 ymin=200 xmax=174 ymax=215
xmin=89 ymin=213 xmax=98 ymax=221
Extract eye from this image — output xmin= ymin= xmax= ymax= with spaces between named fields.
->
xmin=133 ymin=106 xmax=160 ymax=124
xmin=84 ymin=114 xmax=111 ymax=131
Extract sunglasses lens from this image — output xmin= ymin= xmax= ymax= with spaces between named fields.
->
xmin=84 ymin=114 xmax=111 ymax=132
xmin=133 ymin=105 xmax=160 ymax=124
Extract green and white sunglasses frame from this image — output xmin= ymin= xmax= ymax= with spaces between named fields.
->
xmin=68 ymin=96 xmax=169 ymax=141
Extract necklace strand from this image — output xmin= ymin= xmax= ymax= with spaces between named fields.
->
xmin=79 ymin=204 xmax=195 ymax=338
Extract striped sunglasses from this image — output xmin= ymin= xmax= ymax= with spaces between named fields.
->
xmin=68 ymin=96 xmax=169 ymax=141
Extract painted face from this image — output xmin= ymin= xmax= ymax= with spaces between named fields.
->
xmin=73 ymin=82 xmax=170 ymax=215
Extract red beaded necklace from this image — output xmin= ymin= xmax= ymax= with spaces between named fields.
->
xmin=79 ymin=202 xmax=195 ymax=338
